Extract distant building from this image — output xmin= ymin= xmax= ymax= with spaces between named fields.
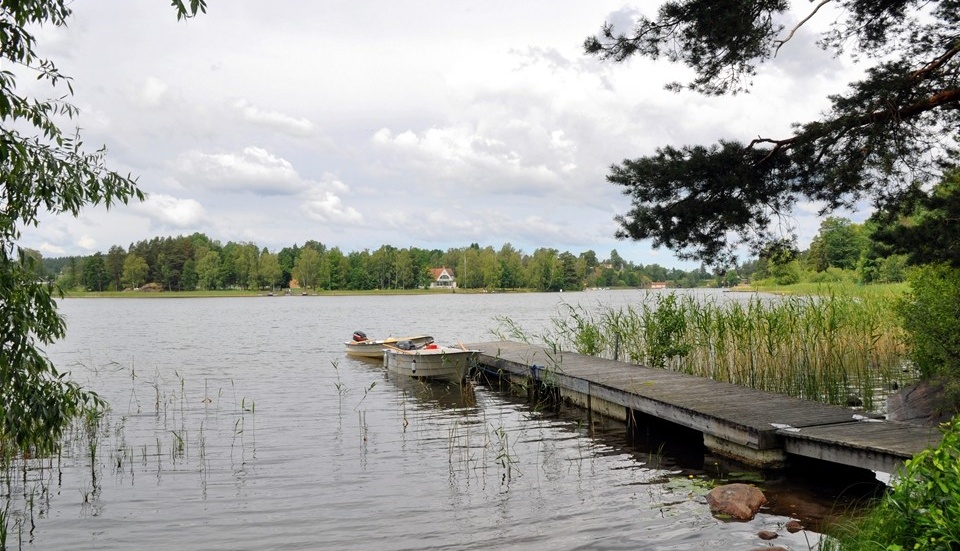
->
xmin=429 ymin=266 xmax=457 ymax=289
xmin=649 ymin=281 xmax=668 ymax=289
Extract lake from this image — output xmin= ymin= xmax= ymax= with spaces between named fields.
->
xmin=6 ymin=290 xmax=857 ymax=550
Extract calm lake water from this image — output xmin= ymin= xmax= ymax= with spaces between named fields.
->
xmin=7 ymin=290 xmax=863 ymax=550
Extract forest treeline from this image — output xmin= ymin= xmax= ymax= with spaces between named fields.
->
xmin=37 ymin=235 xmax=716 ymax=292
xmin=35 ymin=214 xmax=907 ymax=293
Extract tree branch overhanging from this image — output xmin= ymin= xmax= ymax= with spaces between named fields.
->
xmin=774 ymin=0 xmax=833 ymax=56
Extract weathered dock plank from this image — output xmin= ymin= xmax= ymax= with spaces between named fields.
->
xmin=781 ymin=420 xmax=942 ymax=474
xmin=467 ymin=340 xmax=942 ymax=472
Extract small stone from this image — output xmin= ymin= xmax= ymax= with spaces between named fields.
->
xmin=785 ymin=520 xmax=803 ymax=533
xmin=758 ymin=530 xmax=778 ymax=540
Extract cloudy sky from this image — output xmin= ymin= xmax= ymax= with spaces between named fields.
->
xmin=18 ymin=1 xmax=860 ymax=268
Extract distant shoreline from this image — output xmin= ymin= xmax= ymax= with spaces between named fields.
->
xmin=60 ymin=288 xmax=539 ymax=298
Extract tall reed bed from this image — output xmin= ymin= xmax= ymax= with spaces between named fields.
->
xmin=540 ymin=291 xmax=910 ymax=411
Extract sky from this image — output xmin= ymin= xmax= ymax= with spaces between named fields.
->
xmin=16 ymin=1 xmax=863 ymax=268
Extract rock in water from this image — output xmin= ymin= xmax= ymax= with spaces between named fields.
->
xmin=887 ymin=377 xmax=955 ymax=426
xmin=706 ymin=483 xmax=767 ymax=521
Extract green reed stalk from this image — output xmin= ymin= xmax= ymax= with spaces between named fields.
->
xmin=542 ymin=291 xmax=909 ymax=411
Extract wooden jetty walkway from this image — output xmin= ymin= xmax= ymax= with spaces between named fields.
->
xmin=465 ymin=340 xmax=943 ymax=474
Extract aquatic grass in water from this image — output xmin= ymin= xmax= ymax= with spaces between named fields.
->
xmin=530 ymin=291 xmax=910 ymax=411
xmin=1 ymin=363 xmax=258 ymax=549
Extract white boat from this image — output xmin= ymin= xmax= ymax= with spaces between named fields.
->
xmin=383 ymin=344 xmax=480 ymax=382
xmin=344 ymin=332 xmax=434 ymax=359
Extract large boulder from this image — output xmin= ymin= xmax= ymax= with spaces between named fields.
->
xmin=887 ymin=377 xmax=955 ymax=426
xmin=706 ymin=483 xmax=767 ymax=521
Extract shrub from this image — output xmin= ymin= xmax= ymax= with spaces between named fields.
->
xmin=896 ymin=265 xmax=960 ymax=410
xmin=825 ymin=417 xmax=960 ymax=550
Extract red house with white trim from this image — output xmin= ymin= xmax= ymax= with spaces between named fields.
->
xmin=429 ymin=266 xmax=456 ymax=289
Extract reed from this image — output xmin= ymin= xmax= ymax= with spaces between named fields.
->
xmin=544 ymin=291 xmax=909 ymax=411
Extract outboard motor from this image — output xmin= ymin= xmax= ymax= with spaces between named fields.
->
xmin=352 ymin=330 xmax=368 ymax=342
xmin=397 ymin=340 xmax=416 ymax=350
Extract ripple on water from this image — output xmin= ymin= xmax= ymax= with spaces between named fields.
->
xmin=14 ymin=294 xmax=841 ymax=550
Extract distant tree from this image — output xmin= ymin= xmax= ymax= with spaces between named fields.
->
xmin=580 ymin=250 xmax=599 ymax=271
xmin=806 ymin=217 xmax=867 ymax=272
xmin=477 ymin=246 xmax=501 ymax=290
xmin=122 ymin=253 xmax=150 ymax=289
xmin=370 ymin=245 xmax=397 ymax=289
xmin=293 ymin=247 xmax=322 ymax=290
xmin=227 ymin=243 xmax=259 ymax=290
xmin=608 ymin=249 xmax=625 ymax=271
xmin=347 ymin=250 xmax=373 ymax=290
xmin=558 ymin=251 xmax=580 ymax=290
xmin=105 ymin=245 xmax=127 ymax=290
xmin=303 ymin=239 xmax=327 ymax=255
xmin=394 ymin=249 xmax=417 ymax=289
xmin=81 ymin=253 xmax=109 ymax=291
xmin=180 ymin=259 xmax=198 ymax=291
xmin=218 ymin=242 xmax=240 ymax=288
xmin=187 ymin=232 xmax=219 ymax=254
xmin=498 ymin=243 xmax=524 ymax=289
xmin=55 ymin=257 xmax=81 ymax=290
xmin=325 ymin=247 xmax=348 ymax=290
xmin=587 ymin=0 xmax=960 ymax=265
xmin=258 ymin=251 xmax=282 ymax=290
xmin=526 ymin=248 xmax=560 ymax=291
xmin=642 ymin=263 xmax=669 ymax=283
xmin=195 ymin=250 xmax=221 ymax=290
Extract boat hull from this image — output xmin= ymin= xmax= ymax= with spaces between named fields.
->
xmin=344 ymin=335 xmax=434 ymax=358
xmin=383 ymin=347 xmax=479 ymax=382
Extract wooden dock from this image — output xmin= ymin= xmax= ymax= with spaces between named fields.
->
xmin=465 ymin=340 xmax=943 ymax=474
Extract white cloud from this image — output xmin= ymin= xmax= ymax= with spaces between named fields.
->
xmin=300 ymin=177 xmax=363 ymax=225
xmin=36 ymin=243 xmax=66 ymax=256
xmin=172 ymin=147 xmax=306 ymax=195
xmin=13 ymin=0 xmax=870 ymax=268
xmin=132 ymin=193 xmax=207 ymax=228
xmin=232 ymin=99 xmax=314 ymax=136
xmin=372 ymin=125 xmax=563 ymax=195
xmin=77 ymin=236 xmax=97 ymax=250
xmin=136 ymin=76 xmax=170 ymax=107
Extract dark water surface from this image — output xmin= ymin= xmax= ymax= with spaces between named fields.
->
xmin=9 ymin=291 xmax=853 ymax=550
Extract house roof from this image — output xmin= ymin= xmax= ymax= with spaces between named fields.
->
xmin=429 ymin=266 xmax=455 ymax=280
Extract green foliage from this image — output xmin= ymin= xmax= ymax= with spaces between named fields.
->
xmin=587 ymin=1 xmax=960 ymax=266
xmin=871 ymin=170 xmax=960 ymax=269
xmin=896 ymin=265 xmax=960 ymax=410
xmin=768 ymin=258 xmax=802 ymax=285
xmin=808 ymin=217 xmax=868 ymax=272
xmin=640 ymin=293 xmax=693 ymax=368
xmin=826 ymin=418 xmax=960 ymax=551
xmin=0 ymin=251 xmax=105 ymax=456
xmin=43 ymin=234 xmax=716 ymax=293
xmin=1 ymin=0 xmax=206 ymax=469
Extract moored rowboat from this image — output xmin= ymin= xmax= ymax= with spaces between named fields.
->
xmin=345 ymin=333 xmax=434 ymax=358
xmin=383 ymin=344 xmax=479 ymax=382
